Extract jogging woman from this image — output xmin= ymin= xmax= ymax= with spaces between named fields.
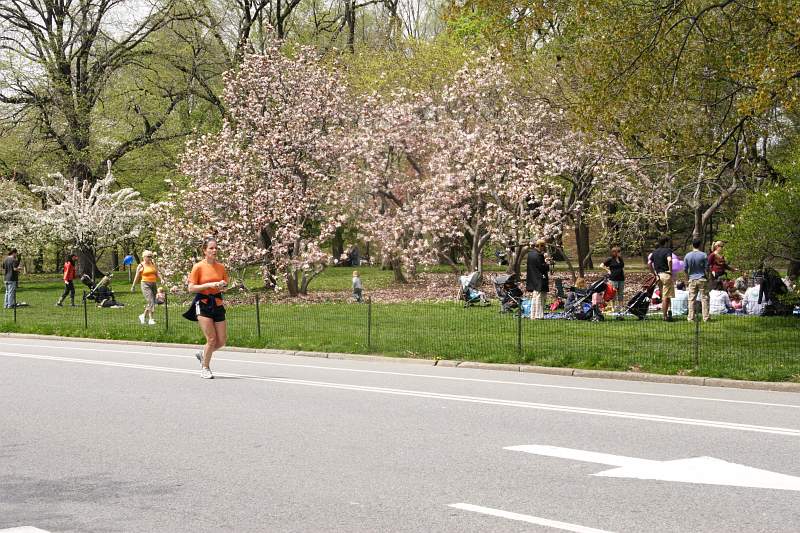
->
xmin=131 ymin=250 xmax=162 ymax=325
xmin=56 ymin=254 xmax=78 ymax=307
xmin=187 ymin=237 xmax=229 ymax=379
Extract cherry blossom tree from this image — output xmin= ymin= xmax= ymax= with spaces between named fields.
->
xmin=28 ymin=162 xmax=145 ymax=277
xmin=158 ymin=39 xmax=350 ymax=296
xmin=332 ymin=90 xmax=437 ymax=283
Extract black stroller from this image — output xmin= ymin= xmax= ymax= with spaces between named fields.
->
xmin=623 ymin=275 xmax=658 ymax=320
xmin=81 ymin=273 xmax=123 ymax=308
xmin=493 ymin=274 xmax=523 ymax=313
xmin=565 ymin=277 xmax=608 ymax=321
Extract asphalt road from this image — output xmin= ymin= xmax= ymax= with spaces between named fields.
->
xmin=1 ymin=337 xmax=799 ymax=532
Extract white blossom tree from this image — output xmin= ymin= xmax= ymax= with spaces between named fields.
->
xmin=29 ymin=162 xmax=144 ymax=277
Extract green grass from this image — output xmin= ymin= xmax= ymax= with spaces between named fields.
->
xmin=2 ymin=280 xmax=799 ymax=382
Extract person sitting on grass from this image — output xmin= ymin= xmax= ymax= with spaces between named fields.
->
xmin=670 ymin=281 xmax=689 ymax=316
xmin=709 ymin=280 xmax=733 ymax=315
xmin=743 ymin=277 xmax=768 ymax=316
xmin=729 ymin=287 xmax=743 ymax=312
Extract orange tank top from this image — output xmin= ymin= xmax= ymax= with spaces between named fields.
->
xmin=141 ymin=263 xmax=158 ymax=283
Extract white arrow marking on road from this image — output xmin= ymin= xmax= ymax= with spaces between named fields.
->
xmin=449 ymin=503 xmax=615 ymax=533
xmin=506 ymin=445 xmax=800 ymax=491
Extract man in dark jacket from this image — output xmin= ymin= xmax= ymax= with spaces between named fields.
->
xmin=526 ymin=239 xmax=549 ymax=319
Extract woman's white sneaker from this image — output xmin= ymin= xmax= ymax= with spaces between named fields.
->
xmin=200 ymin=367 xmax=214 ymax=379
xmin=138 ymin=313 xmax=145 ymax=325
xmin=148 ymin=319 xmax=156 ymax=325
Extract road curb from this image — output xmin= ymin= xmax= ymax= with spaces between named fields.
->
xmin=2 ymin=332 xmax=799 ymax=393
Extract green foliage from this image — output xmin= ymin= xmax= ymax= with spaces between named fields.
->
xmin=721 ymin=183 xmax=800 ymax=269
xmin=341 ymin=36 xmax=472 ymax=95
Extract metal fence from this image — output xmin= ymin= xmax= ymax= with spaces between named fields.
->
xmin=2 ymin=288 xmax=799 ymax=381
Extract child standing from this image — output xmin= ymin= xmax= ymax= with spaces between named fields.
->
xmin=352 ymin=271 xmax=363 ymax=302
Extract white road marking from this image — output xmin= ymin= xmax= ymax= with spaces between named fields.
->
xmin=0 ymin=527 xmax=52 ymax=533
xmin=449 ymin=503 xmax=614 ymax=533
xmin=506 ymin=445 xmax=800 ymax=491
xmin=4 ymin=350 xmax=800 ymax=437
xmin=3 ymin=341 xmax=798 ymax=409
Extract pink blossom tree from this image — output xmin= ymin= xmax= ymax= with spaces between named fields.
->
xmin=332 ymin=90 xmax=437 ymax=283
xmin=157 ymin=39 xmax=350 ymax=296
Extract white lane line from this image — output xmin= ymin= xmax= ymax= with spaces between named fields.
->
xmin=4 ymin=351 xmax=800 ymax=437
xmin=449 ymin=503 xmax=614 ymax=533
xmin=3 ymin=341 xmax=798 ymax=409
xmin=0 ymin=528 xmax=52 ymax=533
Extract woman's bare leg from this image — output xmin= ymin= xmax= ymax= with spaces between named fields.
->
xmin=198 ymin=316 xmax=217 ymax=368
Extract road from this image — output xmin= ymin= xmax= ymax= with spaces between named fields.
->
xmin=1 ymin=337 xmax=799 ymax=532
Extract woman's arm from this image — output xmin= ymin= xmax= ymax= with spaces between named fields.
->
xmin=130 ymin=265 xmax=143 ymax=290
xmin=188 ymin=279 xmax=226 ymax=293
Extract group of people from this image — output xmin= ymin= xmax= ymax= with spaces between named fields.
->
xmin=649 ymin=237 xmax=787 ymax=321
xmin=523 ymin=235 xmax=794 ymax=321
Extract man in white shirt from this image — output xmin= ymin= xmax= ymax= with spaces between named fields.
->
xmin=743 ymin=282 xmax=768 ymax=316
xmin=709 ymin=281 xmax=733 ymax=315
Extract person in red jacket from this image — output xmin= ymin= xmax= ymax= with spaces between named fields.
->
xmin=56 ymin=254 xmax=78 ymax=307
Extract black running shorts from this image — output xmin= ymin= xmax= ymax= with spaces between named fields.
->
xmin=196 ymin=302 xmax=226 ymax=322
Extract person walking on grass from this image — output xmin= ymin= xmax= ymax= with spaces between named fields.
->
xmin=4 ymin=249 xmax=22 ymax=309
xmin=684 ymin=238 xmax=710 ymax=322
xmin=526 ymin=239 xmax=550 ymax=320
xmin=131 ymin=250 xmax=163 ymax=325
xmin=650 ymin=235 xmax=674 ymax=322
xmin=56 ymin=254 xmax=78 ymax=307
xmin=352 ymin=270 xmax=363 ymax=302
xmin=602 ymin=246 xmax=625 ymax=313
xmin=187 ymin=237 xmax=229 ymax=379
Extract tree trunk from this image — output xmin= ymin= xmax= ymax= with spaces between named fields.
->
xmin=285 ymin=269 xmax=299 ymax=296
xmin=391 ymin=259 xmax=406 ymax=283
xmin=574 ymin=220 xmax=593 ymax=277
xmin=332 ymin=228 xmax=344 ymax=263
xmin=345 ymin=0 xmax=356 ymax=53
xmin=33 ymin=251 xmax=44 ymax=273
xmin=509 ymin=244 xmax=528 ymax=278
xmin=111 ymin=247 xmax=119 ymax=272
xmin=788 ymin=260 xmax=800 ymax=282
xmin=77 ymin=246 xmax=104 ymax=280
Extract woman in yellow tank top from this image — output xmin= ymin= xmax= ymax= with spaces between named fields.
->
xmin=131 ymin=250 xmax=163 ymax=325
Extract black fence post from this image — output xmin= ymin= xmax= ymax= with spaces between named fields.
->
xmin=164 ymin=291 xmax=170 ymax=332
xmin=13 ymin=300 xmax=17 ymax=323
xmin=255 ymin=293 xmax=261 ymax=339
xmin=517 ymin=303 xmax=523 ymax=361
xmin=367 ymin=297 xmax=372 ymax=351
xmin=82 ymin=290 xmax=88 ymax=329
xmin=693 ymin=302 xmax=700 ymax=367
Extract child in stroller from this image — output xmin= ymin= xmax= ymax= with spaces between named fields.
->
xmin=493 ymin=273 xmax=523 ymax=313
xmin=81 ymin=273 xmax=123 ymax=308
xmin=459 ymin=271 xmax=490 ymax=307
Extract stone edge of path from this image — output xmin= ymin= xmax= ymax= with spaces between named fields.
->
xmin=3 ymin=332 xmax=799 ymax=393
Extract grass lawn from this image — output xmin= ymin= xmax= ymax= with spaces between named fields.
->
xmin=2 ymin=278 xmax=798 ymax=382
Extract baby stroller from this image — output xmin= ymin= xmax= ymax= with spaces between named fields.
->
xmin=459 ymin=271 xmax=490 ymax=308
xmin=565 ymin=277 xmax=608 ymax=321
xmin=623 ymin=274 xmax=658 ymax=320
xmin=493 ymin=274 xmax=523 ymax=313
xmin=81 ymin=273 xmax=123 ymax=308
